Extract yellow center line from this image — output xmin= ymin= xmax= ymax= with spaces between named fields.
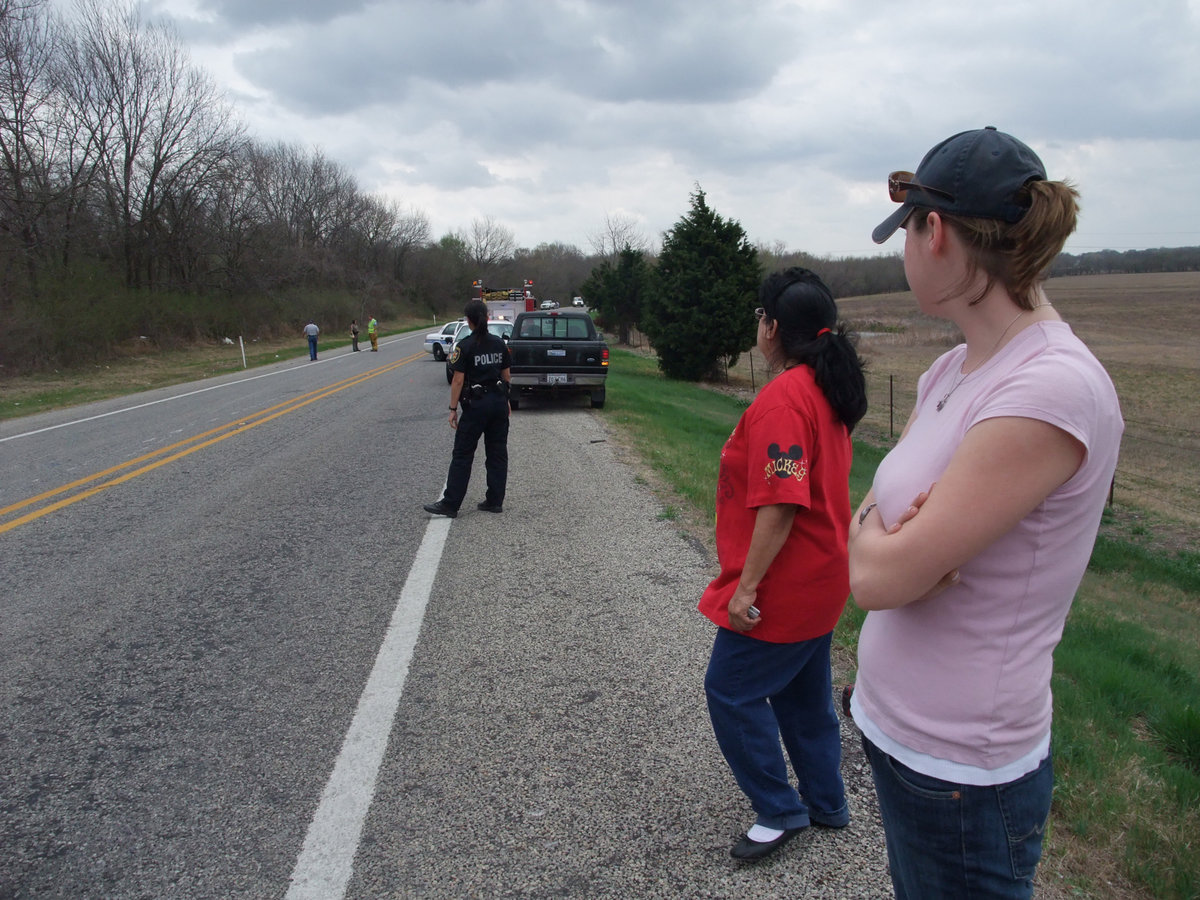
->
xmin=1 ymin=352 xmax=426 ymax=535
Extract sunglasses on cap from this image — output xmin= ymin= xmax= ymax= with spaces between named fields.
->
xmin=888 ymin=171 xmax=955 ymax=204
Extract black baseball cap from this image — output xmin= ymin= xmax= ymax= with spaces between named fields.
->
xmin=871 ymin=126 xmax=1047 ymax=244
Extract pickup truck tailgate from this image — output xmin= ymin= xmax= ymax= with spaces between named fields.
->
xmin=509 ymin=343 xmax=605 ymax=369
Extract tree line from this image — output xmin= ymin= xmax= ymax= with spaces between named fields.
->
xmin=0 ymin=0 xmax=595 ymax=372
xmin=2 ymin=0 xmax=1195 ymax=378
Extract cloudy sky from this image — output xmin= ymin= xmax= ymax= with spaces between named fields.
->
xmin=143 ymin=0 xmax=1199 ymax=258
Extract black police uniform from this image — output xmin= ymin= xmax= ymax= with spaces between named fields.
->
xmin=440 ymin=327 xmax=511 ymax=511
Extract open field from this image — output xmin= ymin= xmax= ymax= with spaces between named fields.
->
xmin=723 ymin=271 xmax=1200 ymax=538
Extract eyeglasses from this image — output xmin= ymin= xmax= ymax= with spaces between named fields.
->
xmin=754 ymin=307 xmax=766 ymax=321
xmin=888 ymin=170 xmax=955 ymax=204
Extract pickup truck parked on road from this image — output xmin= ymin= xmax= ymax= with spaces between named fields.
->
xmin=506 ymin=309 xmax=609 ymax=409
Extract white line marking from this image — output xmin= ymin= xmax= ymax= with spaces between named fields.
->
xmin=285 ymin=513 xmax=451 ymax=900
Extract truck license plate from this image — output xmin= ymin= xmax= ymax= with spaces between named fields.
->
xmin=547 ymin=349 xmax=567 ymax=357
xmin=546 ymin=374 xmax=568 ymax=385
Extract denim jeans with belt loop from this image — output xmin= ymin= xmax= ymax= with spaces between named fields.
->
xmin=862 ymin=735 xmax=1053 ymax=899
xmin=704 ymin=627 xmax=848 ymax=831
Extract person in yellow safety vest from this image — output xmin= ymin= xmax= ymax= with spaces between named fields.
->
xmin=368 ymin=316 xmax=378 ymax=351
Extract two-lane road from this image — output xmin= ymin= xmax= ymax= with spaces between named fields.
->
xmin=2 ymin=334 xmax=453 ymax=897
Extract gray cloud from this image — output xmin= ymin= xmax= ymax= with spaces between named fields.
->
xmin=195 ymin=0 xmax=374 ymax=28
xmin=229 ymin=0 xmax=792 ymax=115
xmin=147 ymin=0 xmax=1200 ymax=254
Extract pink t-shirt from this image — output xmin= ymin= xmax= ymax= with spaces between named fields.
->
xmin=853 ymin=321 xmax=1123 ymax=775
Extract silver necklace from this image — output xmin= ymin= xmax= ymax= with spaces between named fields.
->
xmin=936 ymin=303 xmax=1050 ymax=412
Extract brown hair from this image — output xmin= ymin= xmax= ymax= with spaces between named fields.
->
xmin=910 ymin=179 xmax=1080 ymax=309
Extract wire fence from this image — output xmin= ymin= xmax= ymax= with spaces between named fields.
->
xmin=860 ymin=370 xmax=1200 ymax=528
xmin=611 ymin=334 xmax=1198 ymax=531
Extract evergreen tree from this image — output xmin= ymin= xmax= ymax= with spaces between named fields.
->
xmin=580 ymin=245 xmax=651 ymax=344
xmin=643 ymin=188 xmax=760 ymax=380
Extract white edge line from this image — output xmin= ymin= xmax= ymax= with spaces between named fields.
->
xmin=285 ymin=513 xmax=452 ymax=900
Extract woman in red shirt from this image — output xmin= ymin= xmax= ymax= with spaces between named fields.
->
xmin=700 ymin=267 xmax=867 ymax=861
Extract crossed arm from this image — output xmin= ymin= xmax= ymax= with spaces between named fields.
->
xmin=849 ymin=415 xmax=1084 ymax=611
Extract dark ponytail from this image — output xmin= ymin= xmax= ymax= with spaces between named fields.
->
xmin=464 ymin=298 xmax=488 ymax=333
xmin=760 ymin=267 xmax=868 ymax=432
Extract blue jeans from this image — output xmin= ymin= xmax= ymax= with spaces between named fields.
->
xmin=704 ymin=628 xmax=847 ymax=830
xmin=863 ymin=736 xmax=1053 ymax=899
xmin=307 ymin=335 xmax=318 ymax=359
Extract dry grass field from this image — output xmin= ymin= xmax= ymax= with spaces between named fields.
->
xmin=727 ymin=271 xmax=1200 ymax=541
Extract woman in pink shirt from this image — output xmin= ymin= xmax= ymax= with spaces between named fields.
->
xmin=849 ymin=128 xmax=1123 ymax=899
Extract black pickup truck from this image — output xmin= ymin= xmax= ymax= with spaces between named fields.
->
xmin=506 ymin=309 xmax=609 ymax=409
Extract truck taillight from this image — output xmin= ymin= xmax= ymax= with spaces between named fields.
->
xmin=602 ymin=347 xmax=609 ymax=366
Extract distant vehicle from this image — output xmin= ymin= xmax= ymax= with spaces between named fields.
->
xmin=506 ymin=309 xmax=609 ymax=409
xmin=539 ymin=299 xmax=559 ymax=310
xmin=571 ymin=297 xmax=585 ymax=307
xmin=424 ymin=320 xmax=463 ymax=360
xmin=445 ymin=318 xmax=515 ymax=384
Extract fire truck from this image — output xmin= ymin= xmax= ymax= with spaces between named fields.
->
xmin=473 ymin=279 xmax=536 ymax=321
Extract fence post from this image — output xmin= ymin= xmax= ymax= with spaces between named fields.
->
xmin=889 ymin=375 xmax=894 ymax=438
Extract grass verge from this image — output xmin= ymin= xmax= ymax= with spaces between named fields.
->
xmin=603 ymin=348 xmax=1199 ymax=900
xmin=0 ymin=320 xmax=432 ymax=421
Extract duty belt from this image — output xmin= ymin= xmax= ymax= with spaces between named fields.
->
xmin=468 ymin=381 xmax=508 ymax=399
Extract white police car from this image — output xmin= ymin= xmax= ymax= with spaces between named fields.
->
xmin=424 ymin=319 xmax=463 ymax=360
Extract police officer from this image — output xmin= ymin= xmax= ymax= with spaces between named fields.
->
xmin=423 ymin=299 xmax=511 ymax=518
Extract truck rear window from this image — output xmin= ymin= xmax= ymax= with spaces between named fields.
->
xmin=518 ymin=316 xmax=591 ymax=339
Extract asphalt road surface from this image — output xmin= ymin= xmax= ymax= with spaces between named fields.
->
xmin=1 ymin=332 xmax=892 ymax=898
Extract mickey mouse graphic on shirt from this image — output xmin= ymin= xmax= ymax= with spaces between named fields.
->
xmin=764 ymin=443 xmax=807 ymax=482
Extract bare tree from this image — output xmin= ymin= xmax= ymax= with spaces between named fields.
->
xmin=460 ymin=214 xmax=516 ymax=281
xmin=203 ymin=144 xmax=266 ymax=295
xmin=0 ymin=0 xmax=443 ymax=366
xmin=588 ymin=211 xmax=648 ymax=262
xmin=0 ymin=0 xmax=60 ymax=291
xmin=407 ymin=231 xmax=471 ymax=317
xmin=70 ymin=0 xmax=241 ymax=289
xmin=512 ymin=241 xmax=589 ymax=303
xmin=388 ymin=201 xmax=430 ymax=282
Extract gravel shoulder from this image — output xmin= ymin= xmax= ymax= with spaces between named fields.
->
xmin=350 ymin=406 xmax=893 ymax=899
